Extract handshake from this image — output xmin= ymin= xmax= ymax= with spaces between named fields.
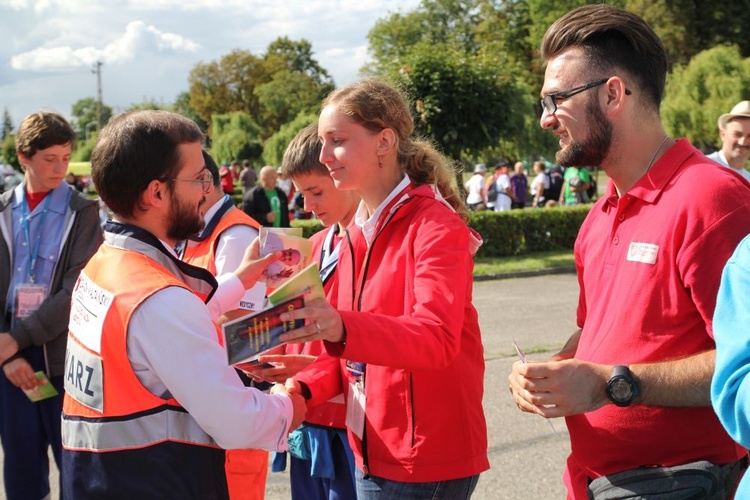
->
xmin=270 ymin=378 xmax=308 ymax=433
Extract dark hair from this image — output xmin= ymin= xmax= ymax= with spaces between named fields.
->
xmin=279 ymin=123 xmax=328 ymax=178
xmin=16 ymin=111 xmax=76 ymax=160
xmin=322 ymin=78 xmax=468 ymax=221
xmin=203 ymin=150 xmax=221 ymax=188
xmin=91 ymin=110 xmax=204 ymax=218
xmin=541 ymin=4 xmax=667 ymax=110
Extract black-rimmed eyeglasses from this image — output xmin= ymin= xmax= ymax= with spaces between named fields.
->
xmin=540 ymin=78 xmax=631 ymax=115
xmin=167 ymin=170 xmax=213 ymax=194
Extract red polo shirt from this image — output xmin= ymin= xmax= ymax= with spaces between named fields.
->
xmin=565 ymin=139 xmax=750 ymax=498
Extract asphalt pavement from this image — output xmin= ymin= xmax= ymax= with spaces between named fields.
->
xmin=1 ymin=272 xmax=580 ymax=500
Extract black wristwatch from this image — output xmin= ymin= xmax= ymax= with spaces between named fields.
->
xmin=606 ymin=365 xmax=639 ymax=407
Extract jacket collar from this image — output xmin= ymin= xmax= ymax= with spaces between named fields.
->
xmin=189 ymin=194 xmax=234 ymax=243
xmin=0 ymin=182 xmax=95 ymax=212
xmin=104 ymin=220 xmax=218 ymax=303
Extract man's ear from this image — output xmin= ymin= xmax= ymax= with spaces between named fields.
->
xmin=603 ymin=77 xmax=629 ymax=117
xmin=16 ymin=151 xmax=29 ymax=172
xmin=142 ymin=179 xmax=168 ymax=209
xmin=376 ymin=128 xmax=397 ymax=156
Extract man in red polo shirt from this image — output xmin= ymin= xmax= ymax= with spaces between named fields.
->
xmin=508 ymin=5 xmax=750 ymax=499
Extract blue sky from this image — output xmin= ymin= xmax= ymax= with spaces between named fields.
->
xmin=0 ymin=0 xmax=420 ymax=129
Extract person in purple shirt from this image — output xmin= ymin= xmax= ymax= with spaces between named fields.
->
xmin=510 ymin=162 xmax=528 ymax=209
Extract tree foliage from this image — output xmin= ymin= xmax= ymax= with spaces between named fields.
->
xmin=627 ymin=0 xmax=750 ymax=68
xmin=265 ymin=37 xmax=334 ymax=88
xmin=1 ymin=108 xmax=13 ymax=142
xmin=70 ymin=97 xmax=113 ymax=140
xmin=662 ymin=45 xmax=750 ymax=151
xmin=173 ymin=91 xmax=209 ymax=133
xmin=210 ymin=112 xmax=263 ymax=164
xmin=188 ymin=38 xmax=331 ymax=140
xmin=1 ymin=135 xmax=18 ymax=168
xmin=262 ymin=112 xmax=317 ymax=167
xmin=255 ymin=70 xmax=326 ymax=134
xmin=366 ymin=0 xmax=483 ymax=76
xmin=367 ymin=0 xmax=555 ymax=163
xmin=396 ymin=47 xmax=525 ymax=160
xmin=71 ymin=135 xmax=97 ymax=162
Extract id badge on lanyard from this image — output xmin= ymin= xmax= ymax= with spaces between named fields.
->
xmin=14 ymin=194 xmax=52 ymax=320
xmin=14 ymin=284 xmax=47 ymax=319
xmin=346 ymin=378 xmax=366 ymax=440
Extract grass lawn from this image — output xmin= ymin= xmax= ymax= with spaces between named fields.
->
xmin=68 ymin=162 xmax=91 ymax=176
xmin=473 ymin=249 xmax=574 ymax=276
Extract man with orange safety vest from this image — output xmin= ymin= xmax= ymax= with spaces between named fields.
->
xmin=61 ymin=110 xmax=305 ymax=498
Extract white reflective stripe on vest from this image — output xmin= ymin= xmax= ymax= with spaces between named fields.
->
xmin=62 ymin=406 xmax=219 ymax=451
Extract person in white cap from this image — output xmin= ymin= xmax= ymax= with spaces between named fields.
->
xmin=464 ymin=163 xmax=488 ymax=211
xmin=707 ymin=100 xmax=750 ymax=182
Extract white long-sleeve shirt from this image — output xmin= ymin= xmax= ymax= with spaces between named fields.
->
xmin=126 ymin=284 xmax=291 ymax=451
xmin=125 ymin=239 xmax=291 ymax=451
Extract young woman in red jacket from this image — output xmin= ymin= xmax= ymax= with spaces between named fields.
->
xmin=280 ymin=79 xmax=489 ymax=499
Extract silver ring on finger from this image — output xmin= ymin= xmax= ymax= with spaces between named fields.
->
xmin=315 ymin=322 xmax=322 ymax=333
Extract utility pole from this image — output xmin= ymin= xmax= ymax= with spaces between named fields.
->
xmin=92 ymin=61 xmax=103 ymax=131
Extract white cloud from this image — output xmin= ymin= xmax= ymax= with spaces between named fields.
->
xmin=1 ymin=0 xmax=422 ymax=126
xmin=10 ymin=20 xmax=199 ymax=72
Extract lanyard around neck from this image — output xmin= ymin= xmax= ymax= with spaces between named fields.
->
xmin=319 ymin=225 xmax=341 ymax=284
xmin=21 ymin=192 xmax=53 ymax=283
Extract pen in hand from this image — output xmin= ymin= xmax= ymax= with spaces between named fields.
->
xmin=512 ymin=337 xmax=558 ymax=436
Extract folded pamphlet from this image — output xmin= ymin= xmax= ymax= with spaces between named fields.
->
xmin=24 ymin=371 xmax=59 ymax=402
xmin=222 ymin=295 xmax=306 ymax=370
xmin=267 ymin=262 xmax=325 ymax=305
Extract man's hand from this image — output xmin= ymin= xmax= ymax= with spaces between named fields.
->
xmin=508 ymin=358 xmax=611 ymax=418
xmin=279 ymin=297 xmax=345 ymax=344
xmin=266 ymin=212 xmax=276 ymax=224
xmin=0 ymin=333 xmax=19 ymax=365
xmin=233 ymin=238 xmax=281 ymax=289
xmin=3 ymin=358 xmax=39 ymax=391
xmin=271 ymin=383 xmax=306 ymax=431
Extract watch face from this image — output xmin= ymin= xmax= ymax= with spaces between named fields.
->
xmin=610 ymin=378 xmax=633 ymax=401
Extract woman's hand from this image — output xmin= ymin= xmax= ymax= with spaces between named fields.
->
xmin=279 ymin=297 xmax=345 ymax=344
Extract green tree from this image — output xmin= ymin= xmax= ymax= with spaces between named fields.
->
xmin=367 ymin=0 xmax=554 ymax=166
xmin=366 ymin=0 xmax=483 ymax=76
xmin=188 ymin=50 xmax=269 ymax=131
xmin=662 ymin=45 xmax=750 ymax=151
xmin=71 ymin=97 xmax=113 ymax=140
xmin=265 ymin=37 xmax=334 ymax=88
xmin=210 ymin=112 xmax=263 ymax=165
xmin=188 ymin=38 xmax=332 ymax=139
xmin=1 ymin=108 xmax=13 ymax=142
xmin=396 ymin=46 xmax=525 ymax=161
xmin=255 ymin=70 xmax=325 ymax=136
xmin=125 ymin=99 xmax=167 ymax=111
xmin=173 ymin=91 xmax=209 ymax=133
xmin=627 ymin=0 xmax=750 ymax=68
xmin=71 ymin=135 xmax=97 ymax=162
xmin=1 ymin=134 xmax=18 ymax=168
xmin=262 ymin=112 xmax=317 ymax=167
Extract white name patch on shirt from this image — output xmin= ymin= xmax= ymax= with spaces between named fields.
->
xmin=627 ymin=242 xmax=659 ymax=265
xmin=69 ymin=272 xmax=114 ymax=354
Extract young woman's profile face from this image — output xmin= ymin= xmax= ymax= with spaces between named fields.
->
xmin=318 ymin=104 xmax=380 ymax=192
